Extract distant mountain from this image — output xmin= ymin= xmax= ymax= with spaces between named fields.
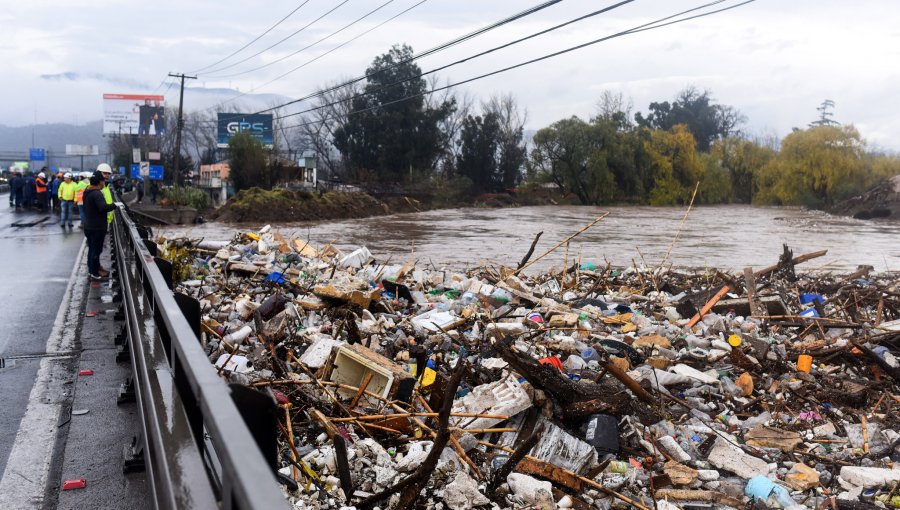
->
xmin=179 ymin=87 xmax=296 ymax=114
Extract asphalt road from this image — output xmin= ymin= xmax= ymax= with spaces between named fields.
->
xmin=0 ymin=204 xmax=83 ymax=477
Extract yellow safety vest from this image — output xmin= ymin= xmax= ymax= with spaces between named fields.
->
xmin=102 ymin=185 xmax=113 ymax=223
xmin=58 ymin=181 xmax=77 ymax=201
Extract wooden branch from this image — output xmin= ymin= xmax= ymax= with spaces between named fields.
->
xmin=517 ymin=231 xmax=543 ymax=270
xmin=487 ymin=427 xmax=541 ymax=495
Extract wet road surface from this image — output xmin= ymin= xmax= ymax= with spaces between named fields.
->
xmin=0 ymin=205 xmax=83 ymax=476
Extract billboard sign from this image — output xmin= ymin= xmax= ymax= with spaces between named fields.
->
xmin=216 ymin=113 xmax=273 ymax=148
xmin=29 ymin=148 xmax=46 ymax=161
xmin=66 ymin=144 xmax=100 ymax=156
xmin=103 ymin=93 xmax=166 ymax=136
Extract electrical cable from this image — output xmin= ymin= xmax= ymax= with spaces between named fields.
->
xmin=259 ymin=0 xmax=636 ymax=116
xmin=203 ymin=0 xmax=562 ymax=114
xmin=203 ymin=0 xmax=398 ymax=79
xmin=199 ymin=0 xmax=353 ymax=76
xmin=190 ymin=0 xmax=312 ymax=74
xmin=277 ymin=0 xmax=755 ymax=131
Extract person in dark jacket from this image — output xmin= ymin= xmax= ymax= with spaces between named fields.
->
xmin=83 ymin=171 xmax=117 ymax=280
xmin=23 ymin=172 xmax=35 ymax=210
xmin=11 ymin=172 xmax=25 ymax=209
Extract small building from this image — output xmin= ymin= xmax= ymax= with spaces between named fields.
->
xmin=296 ymin=152 xmax=317 ymax=189
xmin=199 ymin=162 xmax=230 ymax=205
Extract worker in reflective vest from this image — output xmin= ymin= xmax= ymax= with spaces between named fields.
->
xmin=75 ymin=173 xmax=89 ymax=228
xmin=35 ymin=171 xmax=48 ymax=211
xmin=58 ymin=173 xmax=77 ymax=228
xmin=97 ymin=164 xmax=114 ymax=224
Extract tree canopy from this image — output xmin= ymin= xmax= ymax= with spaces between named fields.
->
xmin=333 ymin=44 xmax=456 ymax=182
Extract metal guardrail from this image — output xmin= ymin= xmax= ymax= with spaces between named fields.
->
xmin=111 ymin=204 xmax=289 ymax=510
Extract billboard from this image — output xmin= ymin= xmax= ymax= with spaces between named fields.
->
xmin=217 ymin=113 xmax=273 ymax=148
xmin=66 ymin=144 xmax=100 ymax=156
xmin=103 ymin=93 xmax=166 ymax=136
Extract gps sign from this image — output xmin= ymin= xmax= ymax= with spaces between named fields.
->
xmin=216 ymin=113 xmax=274 ymax=148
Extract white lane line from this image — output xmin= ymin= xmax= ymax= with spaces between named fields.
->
xmin=0 ymin=239 xmax=87 ymax=509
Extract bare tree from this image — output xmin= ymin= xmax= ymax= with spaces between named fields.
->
xmin=426 ymin=76 xmax=473 ymax=176
xmin=593 ymin=90 xmax=634 ymax=128
xmin=295 ymin=79 xmax=361 ymax=181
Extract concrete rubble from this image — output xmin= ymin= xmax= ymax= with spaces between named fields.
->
xmin=158 ymin=226 xmax=900 ymax=510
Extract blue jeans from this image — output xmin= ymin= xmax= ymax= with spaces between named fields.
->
xmin=78 ymin=204 xmax=85 ymax=224
xmin=60 ymin=201 xmax=74 ymax=225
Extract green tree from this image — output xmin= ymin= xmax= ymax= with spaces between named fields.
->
xmin=635 ymin=87 xmax=744 ymax=151
xmin=709 ymin=137 xmax=776 ymax=203
xmin=228 ymin=132 xmax=269 ymax=192
xmin=809 ymin=99 xmax=839 ymax=127
xmin=333 ymin=44 xmax=455 ymax=182
xmin=529 ymin=117 xmax=616 ymax=204
xmin=754 ymin=125 xmax=865 ymax=207
xmin=457 ymin=112 xmax=502 ymax=193
xmin=644 ymin=124 xmax=703 ymax=205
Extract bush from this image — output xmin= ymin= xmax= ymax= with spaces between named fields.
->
xmin=162 ymin=185 xmax=212 ymax=210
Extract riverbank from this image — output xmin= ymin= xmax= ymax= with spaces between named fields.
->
xmin=209 ymin=187 xmax=558 ymax=223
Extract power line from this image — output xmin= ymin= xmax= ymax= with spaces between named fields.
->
xmin=269 ymin=0 xmax=639 ymax=119
xmin=203 ymin=0 xmax=398 ymax=79
xmin=277 ymin=0 xmax=755 ymax=131
xmin=190 ymin=0 xmax=312 ymax=74
xmin=197 ymin=0 xmax=425 ymax=113
xmin=200 ymin=0 xmax=561 ymax=114
xmin=199 ymin=0 xmax=353 ymax=76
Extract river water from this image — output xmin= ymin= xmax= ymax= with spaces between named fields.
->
xmin=160 ymin=205 xmax=900 ymax=274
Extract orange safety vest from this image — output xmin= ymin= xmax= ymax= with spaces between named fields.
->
xmin=75 ymin=185 xmax=87 ymax=204
xmin=35 ymin=177 xmax=47 ymax=193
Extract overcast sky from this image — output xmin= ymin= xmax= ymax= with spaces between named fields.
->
xmin=2 ymin=0 xmax=899 ymax=149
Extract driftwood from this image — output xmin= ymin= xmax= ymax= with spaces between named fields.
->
xmin=517 ymin=231 xmax=543 ymax=270
xmin=495 ymin=341 xmax=631 ymax=416
xmin=487 ymin=427 xmax=542 ymax=495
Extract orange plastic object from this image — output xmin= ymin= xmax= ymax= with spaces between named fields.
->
xmin=797 ymin=354 xmax=813 ymax=373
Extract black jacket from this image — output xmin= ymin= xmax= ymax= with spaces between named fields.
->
xmin=82 ymin=187 xmax=116 ymax=231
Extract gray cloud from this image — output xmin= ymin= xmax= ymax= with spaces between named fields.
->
xmin=40 ymin=72 xmax=151 ymax=90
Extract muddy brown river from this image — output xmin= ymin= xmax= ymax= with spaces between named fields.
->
xmin=160 ymin=205 xmax=900 ymax=274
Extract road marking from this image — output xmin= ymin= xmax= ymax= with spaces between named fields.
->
xmin=0 ymin=239 xmax=87 ymax=509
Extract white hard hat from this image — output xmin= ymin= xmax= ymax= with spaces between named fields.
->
xmin=97 ymin=163 xmax=112 ymax=174
xmin=81 ymin=171 xmax=92 ymax=179
xmin=64 ymin=172 xmax=72 ymax=178
xmin=38 ymin=172 xmax=46 ymax=178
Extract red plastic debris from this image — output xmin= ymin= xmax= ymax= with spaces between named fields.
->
xmin=538 ymin=355 xmax=565 ymax=372
xmin=62 ymin=479 xmax=86 ymax=490
xmin=272 ymin=389 xmax=290 ymax=405
xmin=79 ymin=369 xmax=94 ymax=376
xmin=85 ymin=311 xmax=98 ymax=317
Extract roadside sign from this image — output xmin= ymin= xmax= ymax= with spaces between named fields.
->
xmin=140 ymin=161 xmax=150 ymax=177
xmin=132 ymin=148 xmax=141 ymax=164
xmin=130 ymin=164 xmax=140 ymax=178
xmin=148 ymin=151 xmax=161 ymax=161
xmin=29 ymin=148 xmax=46 ymax=161
xmin=149 ymin=165 xmax=164 ymax=180
xmin=66 ymin=144 xmax=99 ymax=156
xmin=119 ymin=166 xmax=126 ymax=175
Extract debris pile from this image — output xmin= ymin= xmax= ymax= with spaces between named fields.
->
xmin=161 ymin=222 xmax=900 ymax=510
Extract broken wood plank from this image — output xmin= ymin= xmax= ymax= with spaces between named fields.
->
xmin=686 ymin=285 xmax=731 ymax=328
xmin=744 ymin=267 xmax=765 ymax=317
xmin=310 ymin=409 xmax=340 ymax=439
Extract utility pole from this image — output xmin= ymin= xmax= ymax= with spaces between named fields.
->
xmin=168 ymin=72 xmax=196 ymax=186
